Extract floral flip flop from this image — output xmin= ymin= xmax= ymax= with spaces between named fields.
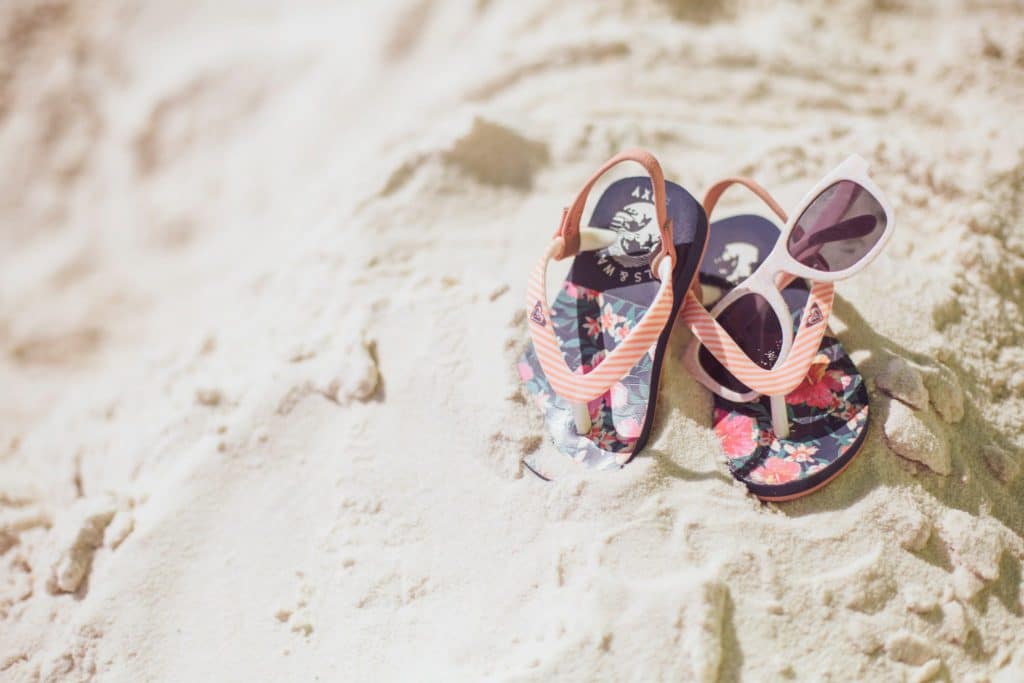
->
xmin=518 ymin=149 xmax=707 ymax=476
xmin=681 ymin=156 xmax=894 ymax=501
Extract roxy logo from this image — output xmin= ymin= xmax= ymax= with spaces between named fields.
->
xmin=805 ymin=303 xmax=824 ymax=327
xmin=529 ymin=301 xmax=546 ymax=326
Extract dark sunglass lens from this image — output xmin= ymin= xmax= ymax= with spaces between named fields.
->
xmin=698 ymin=292 xmax=783 ymax=394
xmin=787 ymin=180 xmax=887 ymax=273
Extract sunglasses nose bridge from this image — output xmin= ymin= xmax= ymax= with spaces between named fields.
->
xmin=744 ymin=263 xmax=779 ymax=293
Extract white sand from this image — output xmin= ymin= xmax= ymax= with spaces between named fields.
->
xmin=2 ymin=0 xmax=1024 ymax=680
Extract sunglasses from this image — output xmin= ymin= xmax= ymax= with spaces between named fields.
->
xmin=682 ymin=155 xmax=894 ymax=438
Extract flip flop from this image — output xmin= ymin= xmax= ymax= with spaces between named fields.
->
xmin=681 ymin=160 xmax=893 ymax=501
xmin=692 ymin=215 xmax=870 ymax=500
xmin=518 ymin=149 xmax=707 ymax=476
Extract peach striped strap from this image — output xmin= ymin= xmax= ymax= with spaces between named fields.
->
xmin=524 ymin=149 xmax=679 ymax=404
xmin=679 ymin=281 xmax=835 ymax=396
xmin=527 ymin=238 xmax=674 ymax=402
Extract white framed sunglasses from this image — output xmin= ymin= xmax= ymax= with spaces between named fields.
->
xmin=682 ymin=155 xmax=895 ymax=438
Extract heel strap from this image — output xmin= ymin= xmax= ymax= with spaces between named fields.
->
xmin=702 ymin=177 xmax=788 ymax=223
xmin=554 ymin=148 xmax=676 ymax=278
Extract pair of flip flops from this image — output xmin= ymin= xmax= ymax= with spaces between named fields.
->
xmin=518 ymin=150 xmax=893 ymax=501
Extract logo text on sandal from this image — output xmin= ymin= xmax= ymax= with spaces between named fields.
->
xmin=805 ymin=302 xmax=824 ymax=328
xmin=529 ymin=301 xmax=546 ymax=326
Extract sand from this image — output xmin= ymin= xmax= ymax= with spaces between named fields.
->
xmin=2 ymin=0 xmax=1024 ymax=680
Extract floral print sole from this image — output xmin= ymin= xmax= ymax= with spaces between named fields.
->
xmin=712 ymin=335 xmax=869 ymax=499
xmin=519 ymin=281 xmax=655 ymax=471
xmin=700 ymin=213 xmax=869 ymax=499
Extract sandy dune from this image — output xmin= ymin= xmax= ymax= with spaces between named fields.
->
xmin=2 ymin=0 xmax=1024 ymax=680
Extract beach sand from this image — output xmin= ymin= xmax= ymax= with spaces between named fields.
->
xmin=2 ymin=0 xmax=1024 ymax=680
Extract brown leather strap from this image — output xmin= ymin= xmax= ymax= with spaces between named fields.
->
xmin=703 ymin=177 xmax=790 ymax=291
xmin=553 ymin=149 xmax=676 ymax=278
xmin=702 ymin=177 xmax=788 ymax=224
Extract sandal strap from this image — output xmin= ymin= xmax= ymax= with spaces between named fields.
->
xmin=527 ymin=150 xmax=678 ymax=403
xmin=553 ymin=148 xmax=676 ymax=276
xmin=680 ymin=282 xmax=835 ymax=396
xmin=702 ymin=176 xmax=788 ymax=224
xmin=684 ymin=176 xmax=835 ymax=396
xmin=527 ymin=239 xmax=675 ymax=402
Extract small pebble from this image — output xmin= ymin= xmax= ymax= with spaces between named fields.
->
xmin=941 ymin=600 xmax=969 ymax=644
xmin=982 ymin=444 xmax=1019 ymax=484
xmin=876 ymin=357 xmax=929 ymax=410
xmin=885 ymin=630 xmax=936 ymax=665
xmin=884 ymin=402 xmax=950 ymax=475
xmin=911 ymin=659 xmax=942 ymax=683
xmin=195 ymin=388 xmax=223 ymax=407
